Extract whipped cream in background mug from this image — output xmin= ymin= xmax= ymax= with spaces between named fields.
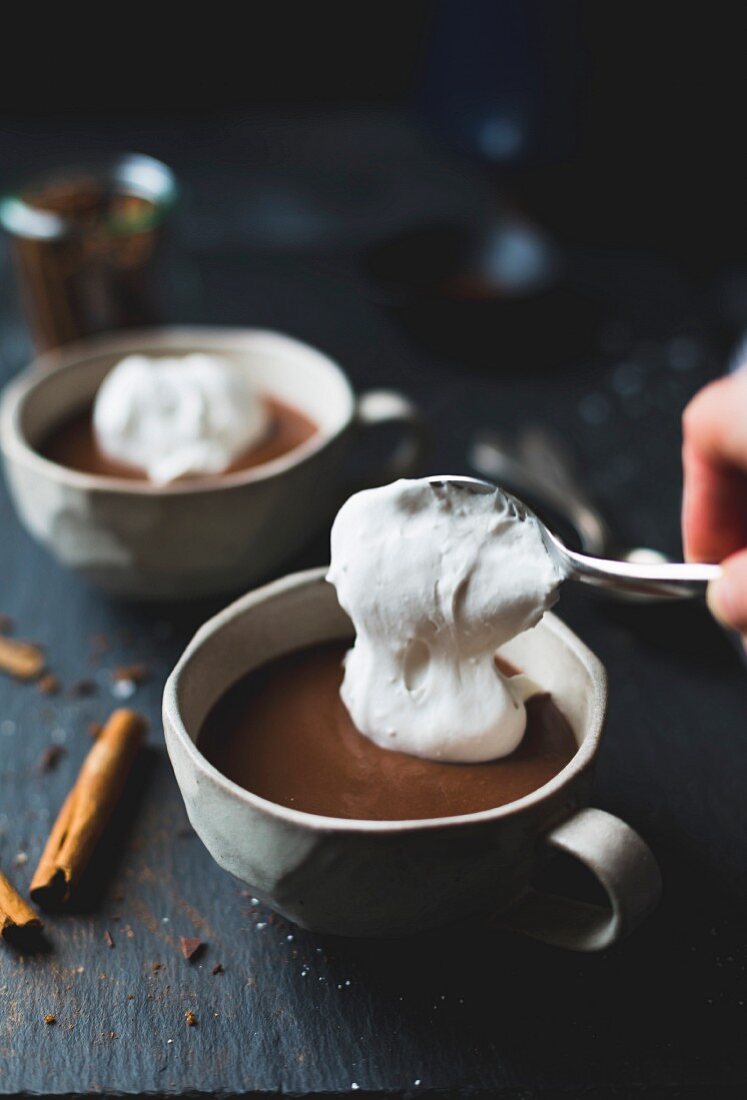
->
xmin=93 ymin=353 xmax=270 ymax=483
xmin=328 ymin=478 xmax=567 ymax=763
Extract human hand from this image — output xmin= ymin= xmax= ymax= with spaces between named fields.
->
xmin=682 ymin=370 xmax=747 ymax=633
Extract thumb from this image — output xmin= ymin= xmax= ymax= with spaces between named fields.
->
xmin=707 ymin=550 xmax=747 ymax=632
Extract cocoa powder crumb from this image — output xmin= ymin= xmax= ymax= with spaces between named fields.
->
xmin=37 ymin=673 xmax=60 ymax=696
xmin=113 ymin=663 xmax=150 ymax=685
xmin=39 ymin=745 xmax=65 ymax=772
xmin=69 ymin=679 xmax=97 ymax=698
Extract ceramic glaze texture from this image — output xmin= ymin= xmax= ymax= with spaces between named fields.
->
xmin=161 ymin=568 xmax=650 ymax=942
xmin=0 ymin=328 xmax=423 ymax=599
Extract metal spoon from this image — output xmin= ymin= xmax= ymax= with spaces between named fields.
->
xmin=428 ymin=476 xmax=721 ymax=600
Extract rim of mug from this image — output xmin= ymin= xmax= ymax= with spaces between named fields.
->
xmin=0 ymin=326 xmax=354 ymax=497
xmin=163 ymin=566 xmax=608 ymax=835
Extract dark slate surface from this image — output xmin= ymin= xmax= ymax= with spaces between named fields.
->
xmin=0 ymin=109 xmax=746 ymax=1098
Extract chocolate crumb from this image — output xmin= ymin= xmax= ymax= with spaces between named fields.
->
xmin=211 ymin=963 xmax=224 ymax=975
xmin=39 ymin=745 xmax=65 ymax=772
xmin=113 ymin=663 xmax=150 ymax=685
xmin=185 ymin=1010 xmax=197 ymax=1027
xmin=44 ymin=1014 xmax=56 ymax=1025
xmin=37 ymin=673 xmax=60 ymax=696
xmin=69 ymin=679 xmax=97 ymax=698
xmin=179 ymin=936 xmax=205 ymax=962
xmin=103 ymin=930 xmax=115 ymax=948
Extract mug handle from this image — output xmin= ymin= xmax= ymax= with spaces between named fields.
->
xmin=353 ymin=390 xmax=426 ymax=487
xmin=500 ymin=807 xmax=662 ymax=952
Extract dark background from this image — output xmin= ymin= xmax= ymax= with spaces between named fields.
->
xmin=5 ymin=2 xmax=747 ymax=261
xmin=1 ymin=5 xmax=747 ymax=1098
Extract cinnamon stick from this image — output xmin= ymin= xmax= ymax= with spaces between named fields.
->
xmin=30 ymin=709 xmax=146 ymax=908
xmin=0 ymin=635 xmax=45 ymax=680
xmin=0 ymin=870 xmax=43 ymax=943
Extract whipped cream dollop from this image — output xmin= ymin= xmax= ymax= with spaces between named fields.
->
xmin=93 ymin=354 xmax=269 ymax=483
xmin=327 ymin=478 xmax=566 ymax=763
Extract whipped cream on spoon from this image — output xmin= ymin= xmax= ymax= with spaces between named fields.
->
xmin=329 ymin=477 xmax=565 ymax=763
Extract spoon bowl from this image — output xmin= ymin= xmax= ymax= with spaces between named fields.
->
xmin=428 ymin=476 xmax=721 ymax=601
xmin=469 ymin=427 xmax=678 ymax=603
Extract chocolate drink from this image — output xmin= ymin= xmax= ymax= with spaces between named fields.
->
xmin=39 ymin=396 xmax=317 ymax=481
xmin=198 ymin=642 xmax=578 ymax=821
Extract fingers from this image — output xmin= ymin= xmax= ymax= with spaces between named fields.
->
xmin=707 ymin=550 xmax=747 ymax=633
xmin=682 ymin=440 xmax=747 ymax=562
xmin=682 ymin=374 xmax=747 ymax=562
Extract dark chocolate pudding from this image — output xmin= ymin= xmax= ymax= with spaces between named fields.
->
xmin=39 ymin=396 xmax=317 ymax=481
xmin=198 ymin=642 xmax=578 ymax=821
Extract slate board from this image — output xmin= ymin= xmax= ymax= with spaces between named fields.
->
xmin=0 ymin=109 xmax=746 ymax=1098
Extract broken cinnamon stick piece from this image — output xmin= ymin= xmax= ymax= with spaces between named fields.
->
xmin=0 ymin=869 xmax=43 ymax=943
xmin=179 ymin=936 xmax=205 ymax=962
xmin=30 ymin=709 xmax=146 ymax=909
xmin=0 ymin=635 xmax=45 ymax=680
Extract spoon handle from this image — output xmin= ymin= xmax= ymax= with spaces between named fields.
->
xmin=564 ymin=548 xmax=721 ymax=599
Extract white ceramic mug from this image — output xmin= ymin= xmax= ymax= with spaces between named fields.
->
xmin=163 ymin=567 xmax=662 ymax=948
xmin=0 ymin=327 xmax=424 ymax=599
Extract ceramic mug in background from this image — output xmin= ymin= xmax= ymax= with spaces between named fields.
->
xmin=163 ymin=567 xmax=662 ymax=948
xmin=0 ymin=327 xmax=424 ymax=599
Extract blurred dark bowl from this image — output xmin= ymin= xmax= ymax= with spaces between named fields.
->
xmin=364 ymin=220 xmax=602 ymax=372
